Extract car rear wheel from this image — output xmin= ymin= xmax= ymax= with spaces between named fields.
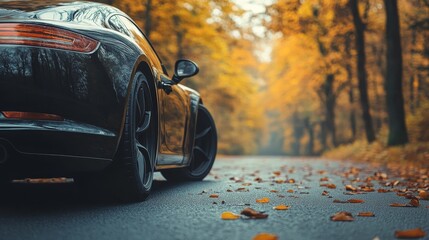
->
xmin=78 ymin=72 xmax=157 ymax=202
xmin=161 ymin=104 xmax=217 ymax=181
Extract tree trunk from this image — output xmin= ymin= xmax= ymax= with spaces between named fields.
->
xmin=349 ymin=0 xmax=376 ymax=143
xmin=304 ymin=117 xmax=314 ymax=155
xmin=416 ymin=73 xmax=422 ymax=108
xmin=144 ymin=0 xmax=152 ymax=39
xmin=173 ymin=15 xmax=184 ymax=59
xmin=320 ymin=121 xmax=327 ymax=150
xmin=384 ymin=0 xmax=408 ymax=146
xmin=291 ymin=112 xmax=304 ymax=155
xmin=324 ymin=74 xmax=337 ymax=147
xmin=409 ymin=29 xmax=417 ymax=114
xmin=345 ymin=35 xmax=357 ymax=140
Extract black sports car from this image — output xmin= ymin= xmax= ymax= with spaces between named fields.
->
xmin=0 ymin=1 xmax=217 ymax=202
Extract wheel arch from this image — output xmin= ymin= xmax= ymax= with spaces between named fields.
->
xmin=115 ymin=55 xmax=160 ymax=162
xmin=182 ymin=90 xmax=202 ymax=166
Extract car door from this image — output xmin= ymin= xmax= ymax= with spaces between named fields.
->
xmin=109 ymin=14 xmax=189 ymax=165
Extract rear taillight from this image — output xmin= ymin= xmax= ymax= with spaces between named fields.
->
xmin=1 ymin=111 xmax=64 ymax=121
xmin=0 ymin=23 xmax=99 ymax=53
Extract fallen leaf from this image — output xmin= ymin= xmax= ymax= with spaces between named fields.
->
xmin=333 ymin=199 xmax=348 ymax=203
xmin=252 ymin=232 xmax=278 ymax=240
xmin=419 ymin=190 xmax=429 ymax=200
xmin=270 ymin=190 xmax=278 ymax=193
xmin=330 ymin=211 xmax=354 ymax=221
xmin=226 ymin=189 xmax=233 ymax=192
xmin=348 ymin=199 xmax=365 ymax=203
xmin=394 ymin=228 xmax=426 ymax=239
xmin=358 ymin=212 xmax=375 ymax=217
xmin=287 ymin=189 xmax=294 ymax=193
xmin=254 ymin=177 xmax=263 ymax=182
xmin=321 ymin=183 xmax=337 ymax=189
xmin=236 ymin=188 xmax=248 ymax=192
xmin=390 ymin=203 xmax=408 ymax=207
xmin=221 ymin=212 xmax=240 ymax=220
xmin=345 ymin=185 xmax=357 ymax=191
xmin=240 ymin=208 xmax=268 ymax=219
xmin=209 ymin=194 xmax=219 ymax=198
xmin=273 ymin=204 xmax=290 ymax=210
xmin=320 ymin=177 xmax=329 ymax=182
xmin=409 ymin=197 xmax=420 ymax=207
xmin=256 ymin=197 xmax=270 ymax=203
xmin=273 ymin=171 xmax=281 ymax=176
xmin=322 ymin=190 xmax=329 ymax=196
xmin=378 ymin=189 xmax=390 ymax=193
xmin=242 ymin=183 xmax=252 ymax=186
xmin=274 ymin=180 xmax=284 ymax=184
xmin=288 ymin=179 xmax=296 ymax=183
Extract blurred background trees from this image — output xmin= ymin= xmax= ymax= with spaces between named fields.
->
xmin=264 ymin=0 xmax=428 ymax=155
xmin=97 ymin=0 xmax=428 ymax=156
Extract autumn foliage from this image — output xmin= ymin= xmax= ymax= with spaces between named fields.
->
xmin=97 ymin=0 xmax=429 ymax=157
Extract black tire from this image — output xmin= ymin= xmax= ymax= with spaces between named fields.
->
xmin=78 ymin=72 xmax=157 ymax=202
xmin=161 ymin=104 xmax=217 ymax=181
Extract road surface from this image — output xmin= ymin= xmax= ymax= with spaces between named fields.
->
xmin=0 ymin=156 xmax=427 ymax=240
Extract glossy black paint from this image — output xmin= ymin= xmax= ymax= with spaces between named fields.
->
xmin=0 ymin=1 xmax=201 ymax=178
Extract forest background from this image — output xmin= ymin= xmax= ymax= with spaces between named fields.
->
xmin=97 ymin=0 xmax=429 ymax=163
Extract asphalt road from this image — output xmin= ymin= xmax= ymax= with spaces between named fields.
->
xmin=0 ymin=156 xmax=427 ymax=240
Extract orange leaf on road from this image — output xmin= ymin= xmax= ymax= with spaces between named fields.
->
xmin=348 ymin=199 xmax=365 ymax=203
xmin=256 ymin=197 xmax=270 ymax=203
xmin=419 ymin=191 xmax=429 ymax=200
xmin=252 ymin=233 xmax=278 ymax=240
xmin=358 ymin=212 xmax=375 ymax=217
xmin=321 ymin=183 xmax=336 ymax=189
xmin=409 ymin=197 xmax=420 ymax=207
xmin=320 ymin=177 xmax=329 ymax=182
xmin=390 ymin=203 xmax=408 ymax=207
xmin=394 ymin=228 xmax=426 ymax=239
xmin=330 ymin=211 xmax=354 ymax=221
xmin=209 ymin=194 xmax=219 ymax=198
xmin=221 ymin=212 xmax=240 ymax=220
xmin=345 ymin=185 xmax=357 ymax=191
xmin=273 ymin=204 xmax=290 ymax=210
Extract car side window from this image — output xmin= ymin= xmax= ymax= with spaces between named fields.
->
xmin=116 ymin=15 xmax=163 ymax=70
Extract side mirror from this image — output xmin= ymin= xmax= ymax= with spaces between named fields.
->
xmin=172 ymin=59 xmax=199 ymax=84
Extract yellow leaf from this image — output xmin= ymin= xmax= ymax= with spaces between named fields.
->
xmin=273 ymin=204 xmax=290 ymax=210
xmin=256 ymin=197 xmax=270 ymax=203
xmin=357 ymin=212 xmax=375 ymax=217
xmin=252 ymin=233 xmax=278 ymax=240
xmin=395 ymin=228 xmax=426 ymax=238
xmin=221 ymin=212 xmax=240 ymax=220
